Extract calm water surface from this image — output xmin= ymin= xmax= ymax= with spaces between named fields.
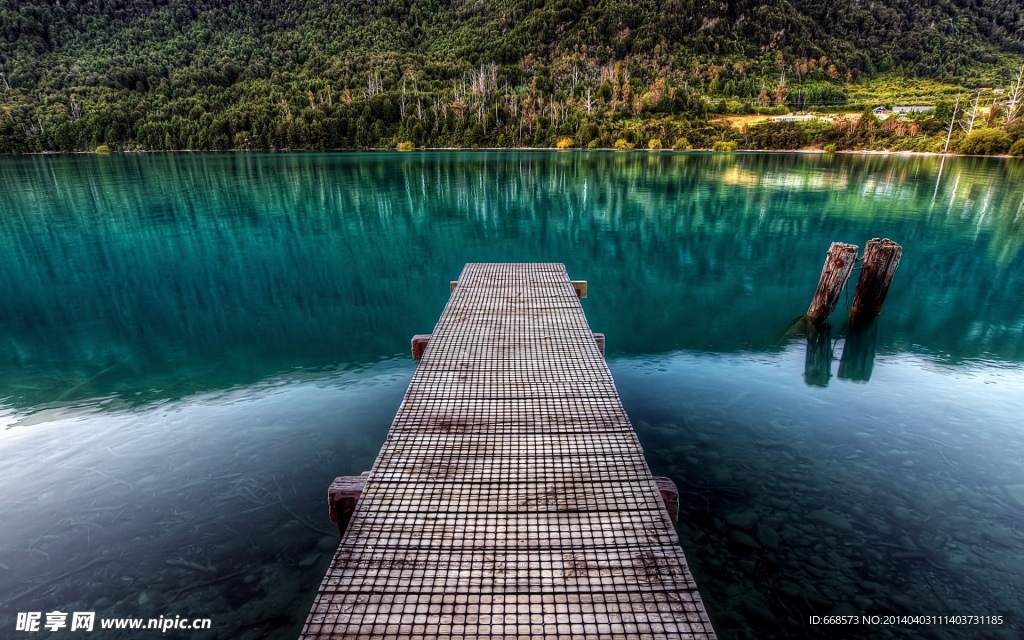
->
xmin=1 ymin=151 xmax=1023 ymax=639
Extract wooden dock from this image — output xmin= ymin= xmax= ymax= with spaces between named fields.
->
xmin=302 ymin=263 xmax=716 ymax=640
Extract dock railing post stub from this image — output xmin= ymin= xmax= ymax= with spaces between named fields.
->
xmin=327 ymin=475 xmax=367 ymax=539
xmin=411 ymin=334 xmax=431 ymax=360
xmin=849 ymin=238 xmax=902 ymax=328
xmin=654 ymin=477 xmax=680 ymax=523
xmin=805 ymin=242 xmax=859 ymax=324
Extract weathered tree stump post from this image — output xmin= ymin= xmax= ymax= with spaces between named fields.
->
xmin=806 ymin=242 xmax=859 ymax=324
xmin=850 ymin=238 xmax=902 ymax=328
xmin=838 ymin=323 xmax=878 ymax=382
xmin=804 ymin=323 xmax=833 ymax=387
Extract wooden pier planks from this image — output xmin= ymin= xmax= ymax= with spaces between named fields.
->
xmin=301 ymin=263 xmax=716 ymax=640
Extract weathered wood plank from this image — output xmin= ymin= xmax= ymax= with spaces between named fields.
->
xmin=301 ymin=263 xmax=716 ymax=640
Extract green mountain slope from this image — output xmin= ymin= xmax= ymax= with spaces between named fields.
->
xmin=1 ymin=0 xmax=1021 ymax=151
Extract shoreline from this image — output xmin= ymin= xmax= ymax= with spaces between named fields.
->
xmin=16 ymin=147 xmax=1017 ymax=158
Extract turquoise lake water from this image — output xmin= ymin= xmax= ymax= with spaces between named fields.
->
xmin=1 ymin=151 xmax=1023 ymax=639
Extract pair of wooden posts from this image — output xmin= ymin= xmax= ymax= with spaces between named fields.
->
xmin=806 ymin=238 xmax=902 ymax=327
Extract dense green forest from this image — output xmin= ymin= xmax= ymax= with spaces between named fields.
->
xmin=1 ymin=0 xmax=1023 ymax=153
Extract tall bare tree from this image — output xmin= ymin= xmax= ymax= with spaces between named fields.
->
xmin=944 ymin=94 xmax=962 ymax=153
xmin=1006 ymin=64 xmax=1023 ymax=125
xmin=400 ymin=79 xmax=407 ymax=120
xmin=366 ymin=72 xmax=384 ymax=97
xmin=959 ymin=90 xmax=980 ymax=134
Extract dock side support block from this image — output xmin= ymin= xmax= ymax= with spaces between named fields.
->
xmin=328 ymin=472 xmax=369 ymax=538
xmin=593 ymin=333 xmax=605 ymax=355
xmin=411 ymin=334 xmax=431 ymax=360
xmin=653 ymin=477 xmax=680 ymax=523
xmin=450 ymin=280 xmax=458 ymax=293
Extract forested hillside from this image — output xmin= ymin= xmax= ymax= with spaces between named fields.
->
xmin=1 ymin=0 xmax=1022 ymax=152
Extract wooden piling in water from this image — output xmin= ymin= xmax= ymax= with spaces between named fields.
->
xmin=806 ymin=242 xmax=859 ymax=324
xmin=850 ymin=238 xmax=902 ymax=327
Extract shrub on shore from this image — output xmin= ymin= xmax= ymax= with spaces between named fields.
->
xmin=957 ymin=129 xmax=1011 ymax=155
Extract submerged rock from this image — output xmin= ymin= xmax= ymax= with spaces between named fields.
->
xmin=827 ymin=603 xmax=859 ymax=617
xmin=756 ymin=523 xmax=780 ymax=550
xmin=316 ymin=535 xmax=339 ymax=552
xmin=726 ymin=510 xmax=758 ymax=530
xmin=711 ymin=468 xmax=733 ymax=484
xmin=807 ymin=509 xmax=852 ymax=532
xmin=809 ymin=555 xmax=829 ymax=570
xmin=889 ymin=593 xmax=916 ymax=610
xmin=730 ymin=531 xmax=761 ymax=549
xmin=981 ymin=528 xmax=1017 ymax=549
xmin=1001 ymin=484 xmax=1024 ymax=509
xmin=739 ymin=598 xmax=777 ymax=625
xmin=890 ymin=505 xmax=913 ymax=523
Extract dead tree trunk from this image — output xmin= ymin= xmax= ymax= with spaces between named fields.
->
xmin=806 ymin=242 xmax=858 ymax=324
xmin=850 ymin=238 xmax=901 ymax=327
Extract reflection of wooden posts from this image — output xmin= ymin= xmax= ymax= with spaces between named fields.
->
xmin=838 ymin=323 xmax=878 ymax=382
xmin=804 ymin=323 xmax=833 ymax=387
xmin=806 ymin=242 xmax=859 ymax=324
xmin=850 ymin=238 xmax=902 ymax=327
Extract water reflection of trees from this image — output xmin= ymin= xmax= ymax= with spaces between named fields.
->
xmin=0 ymin=152 xmax=1022 ymax=407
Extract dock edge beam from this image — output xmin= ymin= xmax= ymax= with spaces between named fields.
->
xmin=328 ymin=472 xmax=679 ymax=533
xmin=413 ymin=333 xmax=605 ymax=359
xmin=452 ymin=278 xmax=588 ymax=299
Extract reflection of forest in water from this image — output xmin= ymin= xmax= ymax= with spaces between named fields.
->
xmin=1 ymin=152 xmax=1022 ymax=406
